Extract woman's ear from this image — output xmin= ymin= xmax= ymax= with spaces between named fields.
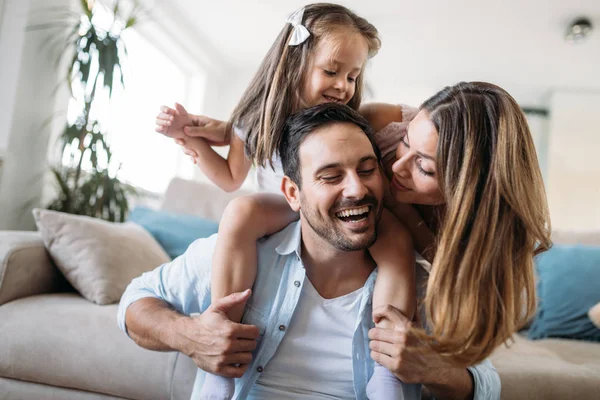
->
xmin=281 ymin=176 xmax=301 ymax=212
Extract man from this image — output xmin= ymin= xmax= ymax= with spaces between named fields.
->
xmin=118 ymin=104 xmax=499 ymax=400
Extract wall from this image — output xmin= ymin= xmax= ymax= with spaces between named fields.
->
xmin=546 ymin=91 xmax=600 ymax=231
xmin=0 ymin=0 xmax=70 ymax=230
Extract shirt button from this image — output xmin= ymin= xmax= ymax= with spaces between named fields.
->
xmin=294 ymin=281 xmax=301 ymax=287
xmin=257 ymin=366 xmax=264 ymax=373
xmin=279 ymin=325 xmax=286 ymax=331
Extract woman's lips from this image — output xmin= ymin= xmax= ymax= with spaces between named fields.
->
xmin=391 ymin=176 xmax=412 ymax=192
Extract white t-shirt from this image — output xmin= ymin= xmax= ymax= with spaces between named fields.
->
xmin=247 ymin=277 xmax=363 ymax=399
xmin=234 ymin=125 xmax=285 ymax=194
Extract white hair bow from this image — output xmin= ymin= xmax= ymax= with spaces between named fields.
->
xmin=286 ymin=7 xmax=310 ymax=46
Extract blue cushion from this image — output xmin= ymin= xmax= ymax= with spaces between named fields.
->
xmin=528 ymin=244 xmax=600 ymax=342
xmin=128 ymin=207 xmax=219 ymax=259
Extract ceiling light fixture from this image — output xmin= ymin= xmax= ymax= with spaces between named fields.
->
xmin=565 ymin=17 xmax=593 ymax=43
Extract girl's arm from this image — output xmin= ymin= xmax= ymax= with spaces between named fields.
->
xmin=369 ymin=209 xmax=417 ymax=326
xmin=211 ymin=193 xmax=299 ymax=323
xmin=178 ymin=134 xmax=252 ymax=193
xmin=156 ymin=103 xmax=230 ymax=146
xmin=359 ymin=103 xmax=404 ymax=131
xmin=384 ymin=191 xmax=437 ymax=264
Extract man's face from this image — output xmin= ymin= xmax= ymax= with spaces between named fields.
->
xmin=291 ymin=122 xmax=384 ymax=251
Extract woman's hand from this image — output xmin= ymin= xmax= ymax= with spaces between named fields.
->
xmin=155 ymin=103 xmax=229 ymax=146
xmin=369 ymin=305 xmax=474 ymax=400
xmin=368 ymin=305 xmax=433 ymax=384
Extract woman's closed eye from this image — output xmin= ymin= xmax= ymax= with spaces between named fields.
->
xmin=400 ymin=135 xmax=409 ymax=148
xmin=416 ymin=160 xmax=434 ymax=177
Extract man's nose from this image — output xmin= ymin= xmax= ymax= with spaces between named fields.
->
xmin=343 ymin=173 xmax=368 ymax=199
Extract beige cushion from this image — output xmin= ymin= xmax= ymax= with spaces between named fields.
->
xmin=589 ymin=302 xmax=600 ymax=329
xmin=32 ymin=209 xmax=170 ymax=305
xmin=491 ymin=334 xmax=600 ymax=399
xmin=0 ymin=294 xmax=196 ymax=400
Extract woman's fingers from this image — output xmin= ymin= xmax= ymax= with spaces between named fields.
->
xmin=372 ymin=304 xmax=411 ymax=328
xmin=369 ymin=338 xmax=403 ymax=358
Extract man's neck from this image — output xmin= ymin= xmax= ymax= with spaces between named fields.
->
xmin=299 ymin=225 xmax=375 ymax=300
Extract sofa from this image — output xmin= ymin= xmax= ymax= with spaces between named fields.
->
xmin=1 ymin=177 xmax=599 ymax=399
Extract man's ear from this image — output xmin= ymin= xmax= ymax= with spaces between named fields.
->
xmin=281 ymin=176 xmax=301 ymax=212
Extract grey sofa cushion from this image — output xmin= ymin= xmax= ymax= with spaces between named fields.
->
xmin=0 ymin=293 xmax=195 ymax=400
xmin=0 ymin=376 xmax=129 ymax=400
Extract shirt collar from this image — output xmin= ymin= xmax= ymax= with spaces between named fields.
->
xmin=275 ymin=220 xmax=302 ymax=257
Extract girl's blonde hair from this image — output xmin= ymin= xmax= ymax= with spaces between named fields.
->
xmin=229 ymin=3 xmax=380 ymax=167
xmin=418 ymin=82 xmax=552 ymax=366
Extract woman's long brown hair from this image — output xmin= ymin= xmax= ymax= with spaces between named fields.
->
xmin=228 ymin=3 xmax=380 ymax=168
xmin=417 ymin=82 xmax=552 ymax=366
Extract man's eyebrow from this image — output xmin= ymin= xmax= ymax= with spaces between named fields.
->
xmin=314 ymin=163 xmax=341 ymax=175
xmin=359 ymin=155 xmax=378 ymax=164
xmin=314 ymin=155 xmax=378 ymax=175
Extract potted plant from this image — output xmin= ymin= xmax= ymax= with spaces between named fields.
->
xmin=31 ymin=0 xmax=142 ymax=222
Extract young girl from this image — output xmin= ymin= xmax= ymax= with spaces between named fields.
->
xmin=156 ymin=4 xmax=416 ymax=400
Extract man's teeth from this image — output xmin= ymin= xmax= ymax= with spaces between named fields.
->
xmin=335 ymin=206 xmax=370 ymax=218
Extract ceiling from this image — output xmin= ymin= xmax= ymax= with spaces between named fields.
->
xmin=168 ymin=0 xmax=600 ymax=107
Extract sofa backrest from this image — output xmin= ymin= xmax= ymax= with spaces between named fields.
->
xmin=160 ymin=178 xmax=255 ymax=221
xmin=552 ymin=231 xmax=600 ymax=246
xmin=159 ymin=178 xmax=600 ymax=245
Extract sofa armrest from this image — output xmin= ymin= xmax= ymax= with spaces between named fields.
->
xmin=0 ymin=231 xmax=68 ymax=305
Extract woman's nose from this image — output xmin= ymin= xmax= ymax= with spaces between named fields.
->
xmin=392 ymin=155 xmax=411 ymax=178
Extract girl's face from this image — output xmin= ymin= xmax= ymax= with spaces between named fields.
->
xmin=300 ymin=31 xmax=368 ymax=108
xmin=388 ymin=110 xmax=445 ymax=205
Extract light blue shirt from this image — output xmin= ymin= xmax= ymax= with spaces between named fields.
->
xmin=118 ymin=221 xmax=500 ymax=400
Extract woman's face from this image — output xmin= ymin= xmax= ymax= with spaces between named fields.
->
xmin=388 ymin=110 xmax=445 ymax=205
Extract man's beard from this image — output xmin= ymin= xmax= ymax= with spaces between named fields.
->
xmin=300 ymin=194 xmax=381 ymax=251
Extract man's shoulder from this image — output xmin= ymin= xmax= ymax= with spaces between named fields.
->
xmin=185 ymin=233 xmax=219 ymax=259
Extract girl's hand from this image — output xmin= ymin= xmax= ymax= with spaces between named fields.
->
xmin=156 ymin=103 xmax=230 ymax=146
xmin=155 ymin=103 xmax=194 ymax=140
xmin=175 ymin=138 xmax=202 ymax=165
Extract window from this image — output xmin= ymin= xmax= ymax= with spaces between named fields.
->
xmin=104 ymin=28 xmax=205 ymax=193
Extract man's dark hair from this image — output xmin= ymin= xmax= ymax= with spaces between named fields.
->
xmin=279 ymin=103 xmax=381 ymax=188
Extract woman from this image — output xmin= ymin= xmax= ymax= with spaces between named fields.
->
xmin=161 ymin=81 xmax=551 ymax=399
xmin=367 ymin=81 xmax=552 ymax=398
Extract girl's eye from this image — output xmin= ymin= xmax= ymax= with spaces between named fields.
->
xmin=416 ymin=160 xmax=434 ymax=177
xmin=348 ymin=77 xmax=356 ymax=83
xmin=324 ymin=70 xmax=336 ymax=76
